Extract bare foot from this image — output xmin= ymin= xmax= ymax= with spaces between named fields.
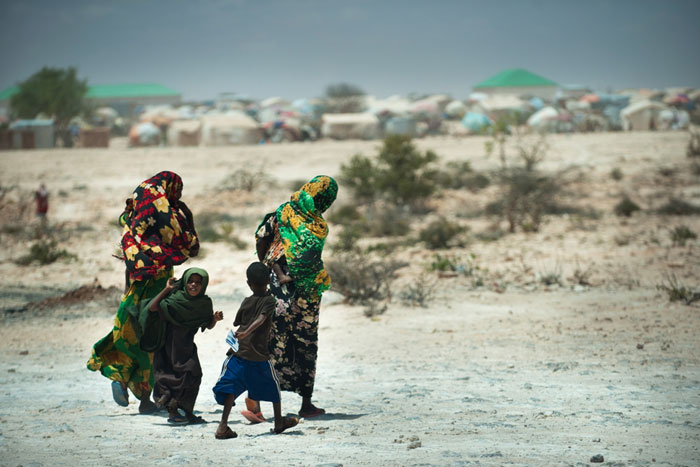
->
xmin=298 ymin=404 xmax=325 ymax=418
xmin=273 ymin=416 xmax=299 ymax=434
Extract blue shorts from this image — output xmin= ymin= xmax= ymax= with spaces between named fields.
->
xmin=213 ymin=355 xmax=281 ymax=405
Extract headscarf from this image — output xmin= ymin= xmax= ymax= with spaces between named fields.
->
xmin=274 ymin=175 xmax=338 ymax=302
xmin=120 ymin=171 xmax=199 ymax=281
xmin=136 ymin=268 xmax=214 ymax=352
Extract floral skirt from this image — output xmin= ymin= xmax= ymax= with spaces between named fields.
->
xmin=268 ymin=272 xmax=320 ymax=398
xmin=87 ymin=269 xmax=172 ymax=400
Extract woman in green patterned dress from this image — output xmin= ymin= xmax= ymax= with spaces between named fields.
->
xmin=87 ymin=171 xmax=199 ymax=412
xmin=246 ymin=175 xmax=337 ymax=420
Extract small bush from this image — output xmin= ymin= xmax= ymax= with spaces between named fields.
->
xmin=339 ymin=135 xmax=441 ymax=209
xmin=220 ymin=168 xmax=275 ymax=192
xmin=657 ymin=198 xmax=700 ymax=216
xmin=496 ymin=168 xmax=561 ymax=232
xmin=429 ymin=254 xmax=458 ymax=272
xmin=538 ymin=263 xmax=562 ymax=286
xmin=670 ymin=225 xmax=697 ymax=246
xmin=331 ymin=223 xmax=364 ymax=252
xmin=614 ymin=196 xmax=641 ymax=217
xmin=196 ymin=216 xmax=247 ymax=249
xmin=418 ymin=217 xmax=464 ymax=249
xmin=657 ymin=273 xmax=700 ymax=305
xmin=325 ymin=253 xmax=406 ymax=316
xmin=366 ymin=207 xmax=411 ymax=237
xmin=688 ymin=128 xmax=700 ymax=158
xmin=610 ymin=168 xmax=623 ymax=181
xmin=399 ymin=276 xmax=437 ymax=307
xmin=327 ymin=204 xmax=363 ymax=225
xmin=15 ymin=240 xmax=76 ymax=265
xmin=438 ymin=161 xmax=490 ymax=192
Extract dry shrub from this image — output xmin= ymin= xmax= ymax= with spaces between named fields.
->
xmin=657 ymin=273 xmax=700 ymax=305
xmin=325 ymin=253 xmax=406 ymax=317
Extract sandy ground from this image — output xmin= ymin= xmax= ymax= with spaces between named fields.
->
xmin=0 ymin=132 xmax=699 ymax=466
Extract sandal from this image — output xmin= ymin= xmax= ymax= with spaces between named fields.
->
xmin=111 ymin=381 xmax=129 ymax=407
xmin=272 ymin=416 xmax=299 ymax=434
xmin=215 ymin=426 xmax=238 ymax=440
xmin=241 ymin=410 xmax=266 ymax=424
xmin=187 ymin=415 xmax=206 ymax=425
xmin=167 ymin=415 xmax=189 ymax=425
xmin=298 ymin=406 xmax=325 ymax=418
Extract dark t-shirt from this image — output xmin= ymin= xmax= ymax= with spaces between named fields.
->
xmin=232 ymin=293 xmax=275 ymax=362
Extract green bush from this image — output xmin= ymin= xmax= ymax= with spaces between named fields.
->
xmin=399 ymin=276 xmax=437 ymax=308
xmin=340 ymin=135 xmax=441 ymax=209
xmin=657 ymin=273 xmax=700 ymax=305
xmin=670 ymin=225 xmax=697 ymax=246
xmin=614 ymin=196 xmax=641 ymax=217
xmin=366 ymin=207 xmax=410 ymax=237
xmin=15 ymin=240 xmax=76 ymax=265
xmin=657 ymin=198 xmax=700 ymax=216
xmin=418 ymin=217 xmax=464 ymax=249
xmin=327 ymin=204 xmax=363 ymax=225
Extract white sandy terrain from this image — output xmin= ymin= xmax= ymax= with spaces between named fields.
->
xmin=0 ymin=132 xmax=699 ymax=466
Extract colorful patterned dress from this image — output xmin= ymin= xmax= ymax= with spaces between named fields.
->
xmin=255 ymin=175 xmax=337 ymax=398
xmin=87 ymin=171 xmax=199 ymax=400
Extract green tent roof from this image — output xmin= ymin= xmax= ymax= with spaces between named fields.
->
xmin=1 ymin=83 xmax=179 ymax=101
xmin=86 ymin=83 xmax=180 ymax=98
xmin=474 ymin=69 xmax=557 ymax=89
xmin=0 ymin=86 xmax=19 ymax=100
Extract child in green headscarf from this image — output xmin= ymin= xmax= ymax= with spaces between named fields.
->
xmin=141 ymin=267 xmax=223 ymax=424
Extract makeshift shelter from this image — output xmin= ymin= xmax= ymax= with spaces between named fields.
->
xmin=461 ymin=112 xmax=491 ymax=133
xmin=474 ymin=94 xmax=528 ymax=119
xmin=78 ymin=127 xmax=110 ymax=148
xmin=128 ymin=122 xmax=160 ymax=146
xmin=445 ymin=100 xmax=467 ymax=118
xmin=321 ymin=113 xmax=380 ymax=140
xmin=620 ymin=100 xmax=668 ymax=131
xmin=167 ymin=120 xmax=202 ymax=146
xmin=473 ymin=68 xmax=558 ymax=101
xmin=367 ymin=95 xmax=413 ymax=116
xmin=200 ymin=113 xmax=261 ymax=146
xmin=385 ymin=116 xmax=418 ymax=136
xmin=9 ymin=120 xmax=54 ymax=149
xmin=527 ymin=107 xmax=559 ymax=129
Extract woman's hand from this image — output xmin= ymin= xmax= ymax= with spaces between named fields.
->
xmin=213 ymin=311 xmax=224 ymax=322
xmin=179 ymin=201 xmax=194 ymax=224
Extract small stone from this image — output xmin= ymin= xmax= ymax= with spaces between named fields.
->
xmin=637 ymin=343 xmax=644 ymax=350
xmin=590 ymin=454 xmax=604 ymax=463
xmin=19 ymin=350 xmax=29 ymax=355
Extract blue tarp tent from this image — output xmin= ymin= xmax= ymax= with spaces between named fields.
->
xmin=461 ymin=112 xmax=491 ymax=132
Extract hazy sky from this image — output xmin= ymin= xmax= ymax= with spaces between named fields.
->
xmin=1 ymin=0 xmax=698 ymax=101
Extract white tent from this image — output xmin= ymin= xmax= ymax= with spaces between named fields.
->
xmin=366 ymin=95 xmax=413 ymax=115
xmin=527 ymin=106 xmax=559 ymax=128
xmin=167 ymin=120 xmax=202 ymax=146
xmin=200 ymin=113 xmax=261 ymax=146
xmin=321 ymin=113 xmax=380 ymax=140
xmin=476 ymin=94 xmax=527 ymax=113
xmin=620 ymin=100 xmax=668 ymax=131
xmin=445 ymin=100 xmax=467 ymax=118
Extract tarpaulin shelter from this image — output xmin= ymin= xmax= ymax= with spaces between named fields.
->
xmin=445 ymin=100 xmax=467 ymax=118
xmin=9 ymin=119 xmax=54 ymax=149
xmin=321 ymin=113 xmax=380 ymax=140
xmin=527 ymin=106 xmax=559 ymax=129
xmin=128 ymin=122 xmax=160 ymax=146
xmin=167 ymin=120 xmax=202 ymax=146
xmin=461 ymin=112 xmax=491 ymax=133
xmin=620 ymin=100 xmax=668 ymax=131
xmin=385 ymin=116 xmax=418 ymax=136
xmin=200 ymin=113 xmax=261 ymax=146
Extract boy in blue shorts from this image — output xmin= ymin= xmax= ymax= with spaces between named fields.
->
xmin=213 ymin=262 xmax=299 ymax=439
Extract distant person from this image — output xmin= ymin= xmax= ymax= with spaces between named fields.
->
xmin=212 ymin=262 xmax=299 ymax=439
xmin=247 ymin=176 xmax=338 ymax=421
xmin=87 ymin=171 xmax=199 ymax=414
xmin=34 ymin=183 xmax=49 ymax=231
xmin=139 ymin=268 xmax=223 ymax=425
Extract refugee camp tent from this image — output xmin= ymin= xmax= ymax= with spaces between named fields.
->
xmin=461 ymin=112 xmax=491 ymax=133
xmin=527 ymin=106 xmax=559 ymax=129
xmin=9 ymin=120 xmax=54 ymax=149
xmin=473 ymin=68 xmax=558 ymax=101
xmin=167 ymin=120 xmax=202 ymax=146
xmin=128 ymin=122 xmax=160 ymax=146
xmin=366 ymin=95 xmax=413 ymax=116
xmin=445 ymin=100 xmax=467 ymax=118
xmin=620 ymin=100 xmax=668 ymax=131
xmin=474 ymin=94 xmax=528 ymax=118
xmin=385 ymin=116 xmax=418 ymax=136
xmin=321 ymin=113 xmax=380 ymax=140
xmin=200 ymin=113 xmax=261 ymax=146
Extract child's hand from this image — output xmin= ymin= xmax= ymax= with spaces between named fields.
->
xmin=214 ymin=311 xmax=224 ymax=322
xmin=166 ymin=277 xmax=177 ymax=290
xmin=234 ymin=329 xmax=248 ymax=340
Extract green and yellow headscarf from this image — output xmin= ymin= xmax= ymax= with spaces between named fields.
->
xmin=275 ymin=175 xmax=338 ymax=302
